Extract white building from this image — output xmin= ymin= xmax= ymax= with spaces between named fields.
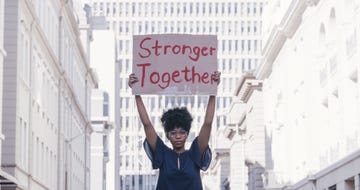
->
xmin=0 ymin=0 xmax=15 ymax=185
xmin=90 ymin=0 xmax=265 ymax=189
xmin=0 ymin=0 xmax=5 ymax=173
xmin=91 ymin=89 xmax=113 ymax=190
xmin=89 ymin=21 xmax=118 ymax=190
xmin=224 ymin=0 xmax=360 ymax=189
xmin=212 ymin=73 xmax=266 ymax=190
xmin=1 ymin=0 xmax=97 ymax=189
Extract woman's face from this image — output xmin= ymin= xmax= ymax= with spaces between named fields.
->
xmin=167 ymin=127 xmax=188 ymax=150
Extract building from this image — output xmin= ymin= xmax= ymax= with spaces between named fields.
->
xmin=0 ymin=0 xmax=17 ymax=186
xmin=90 ymin=0 xmax=265 ymax=189
xmin=211 ymin=72 xmax=265 ymax=190
xmin=91 ymin=89 xmax=113 ymax=190
xmin=1 ymin=0 xmax=97 ymax=189
xmin=0 ymin=0 xmax=5 ymax=167
xmin=224 ymin=0 xmax=360 ymax=189
xmin=89 ymin=20 xmax=118 ymax=190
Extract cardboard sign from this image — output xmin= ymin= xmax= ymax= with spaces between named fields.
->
xmin=132 ymin=34 xmax=218 ymax=95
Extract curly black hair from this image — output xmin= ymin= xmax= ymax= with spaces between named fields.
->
xmin=160 ymin=107 xmax=193 ymax=133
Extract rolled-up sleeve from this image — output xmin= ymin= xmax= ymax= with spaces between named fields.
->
xmin=143 ymin=136 xmax=165 ymax=169
xmin=189 ymin=137 xmax=212 ymax=171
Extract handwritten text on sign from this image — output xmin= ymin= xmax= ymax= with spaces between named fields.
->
xmin=132 ymin=34 xmax=217 ymax=95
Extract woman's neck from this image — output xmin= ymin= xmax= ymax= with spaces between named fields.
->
xmin=173 ymin=147 xmax=185 ymax=154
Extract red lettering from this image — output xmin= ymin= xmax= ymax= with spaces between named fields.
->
xmin=201 ymin=47 xmax=208 ymax=56
xmin=159 ymin=72 xmax=171 ymax=89
xmin=135 ymin=63 xmax=215 ymax=90
xmin=153 ymin=40 xmax=162 ymax=56
xmin=164 ymin=45 xmax=171 ymax=55
xmin=172 ymin=45 xmax=181 ymax=54
xmin=137 ymin=38 xmax=217 ymax=61
xmin=136 ymin=63 xmax=151 ymax=87
xmin=189 ymin=46 xmax=200 ymax=62
xmin=210 ymin=47 xmax=216 ymax=55
xmin=139 ymin=38 xmax=151 ymax=58
xmin=150 ymin=72 xmax=160 ymax=84
xmin=172 ymin=71 xmax=181 ymax=83
xmin=182 ymin=45 xmax=192 ymax=55
xmin=201 ymin=72 xmax=210 ymax=84
xmin=181 ymin=66 xmax=191 ymax=82
xmin=191 ymin=66 xmax=201 ymax=83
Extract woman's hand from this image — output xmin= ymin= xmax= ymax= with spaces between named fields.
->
xmin=128 ymin=73 xmax=139 ymax=88
xmin=212 ymin=71 xmax=221 ymax=85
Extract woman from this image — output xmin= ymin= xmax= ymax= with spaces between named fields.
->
xmin=128 ymin=71 xmax=221 ymax=190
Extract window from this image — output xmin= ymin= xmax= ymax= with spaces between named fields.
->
xmin=196 ymin=2 xmax=199 ymax=15
xmin=203 ymin=3 xmax=206 ymax=14
xmin=234 ymin=3 xmax=238 ymax=14
xmin=183 ymin=2 xmax=187 ymax=14
xmin=215 ymin=3 xmax=218 ymax=14
xmin=228 ymin=2 xmax=231 ymax=14
xmin=190 ymin=3 xmax=193 ymax=14
xmin=138 ymin=21 xmax=142 ymax=33
xmin=254 ymin=21 xmax=257 ymax=34
xmin=248 ymin=59 xmax=252 ymax=70
xmin=131 ymin=3 xmax=136 ymax=15
xmin=241 ymin=21 xmax=244 ymax=34
xmin=221 ymin=3 xmax=225 ymax=15
xmin=229 ymin=40 xmax=232 ymax=52
xmin=235 ymin=40 xmax=238 ymax=52
xmin=170 ymin=2 xmax=174 ymax=15
xmin=103 ymin=92 xmax=109 ymax=116
xmin=177 ymin=2 xmax=181 ymax=14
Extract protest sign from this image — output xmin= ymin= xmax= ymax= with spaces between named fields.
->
xmin=132 ymin=34 xmax=218 ymax=95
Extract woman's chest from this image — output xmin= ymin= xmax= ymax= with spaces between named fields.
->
xmin=161 ymin=152 xmax=199 ymax=179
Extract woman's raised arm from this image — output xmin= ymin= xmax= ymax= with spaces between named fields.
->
xmin=128 ymin=74 xmax=158 ymax=152
xmin=197 ymin=71 xmax=221 ymax=158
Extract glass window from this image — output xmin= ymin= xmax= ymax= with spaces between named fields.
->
xmin=203 ymin=3 xmax=206 ymax=14
xmin=183 ymin=2 xmax=187 ymax=14
xmin=196 ymin=2 xmax=199 ymax=14
xmin=221 ymin=3 xmax=225 ymax=14
xmin=177 ymin=3 xmax=181 ymax=14
xmin=190 ymin=3 xmax=193 ymax=14
xmin=234 ymin=3 xmax=238 ymax=14
xmin=228 ymin=2 xmax=231 ymax=14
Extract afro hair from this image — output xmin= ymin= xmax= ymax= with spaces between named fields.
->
xmin=160 ymin=107 xmax=193 ymax=133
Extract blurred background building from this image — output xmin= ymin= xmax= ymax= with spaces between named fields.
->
xmin=222 ymin=0 xmax=360 ymax=190
xmin=90 ymin=89 xmax=113 ymax=190
xmin=0 ymin=0 xmax=97 ymax=189
xmin=89 ymin=17 xmax=118 ymax=190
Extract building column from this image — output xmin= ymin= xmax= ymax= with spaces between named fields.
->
xmin=337 ymin=181 xmax=346 ymax=190
xmin=230 ymin=140 xmax=245 ymax=190
xmin=355 ymin=175 xmax=359 ymax=190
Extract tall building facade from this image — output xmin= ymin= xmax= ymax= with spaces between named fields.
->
xmin=1 ymin=0 xmax=97 ymax=189
xmin=91 ymin=89 xmax=113 ymax=190
xmin=90 ymin=25 xmax=118 ymax=190
xmin=223 ymin=0 xmax=360 ymax=189
xmin=0 ymin=0 xmax=5 ymax=180
xmin=90 ymin=1 xmax=264 ymax=189
xmin=260 ymin=0 xmax=360 ymax=188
